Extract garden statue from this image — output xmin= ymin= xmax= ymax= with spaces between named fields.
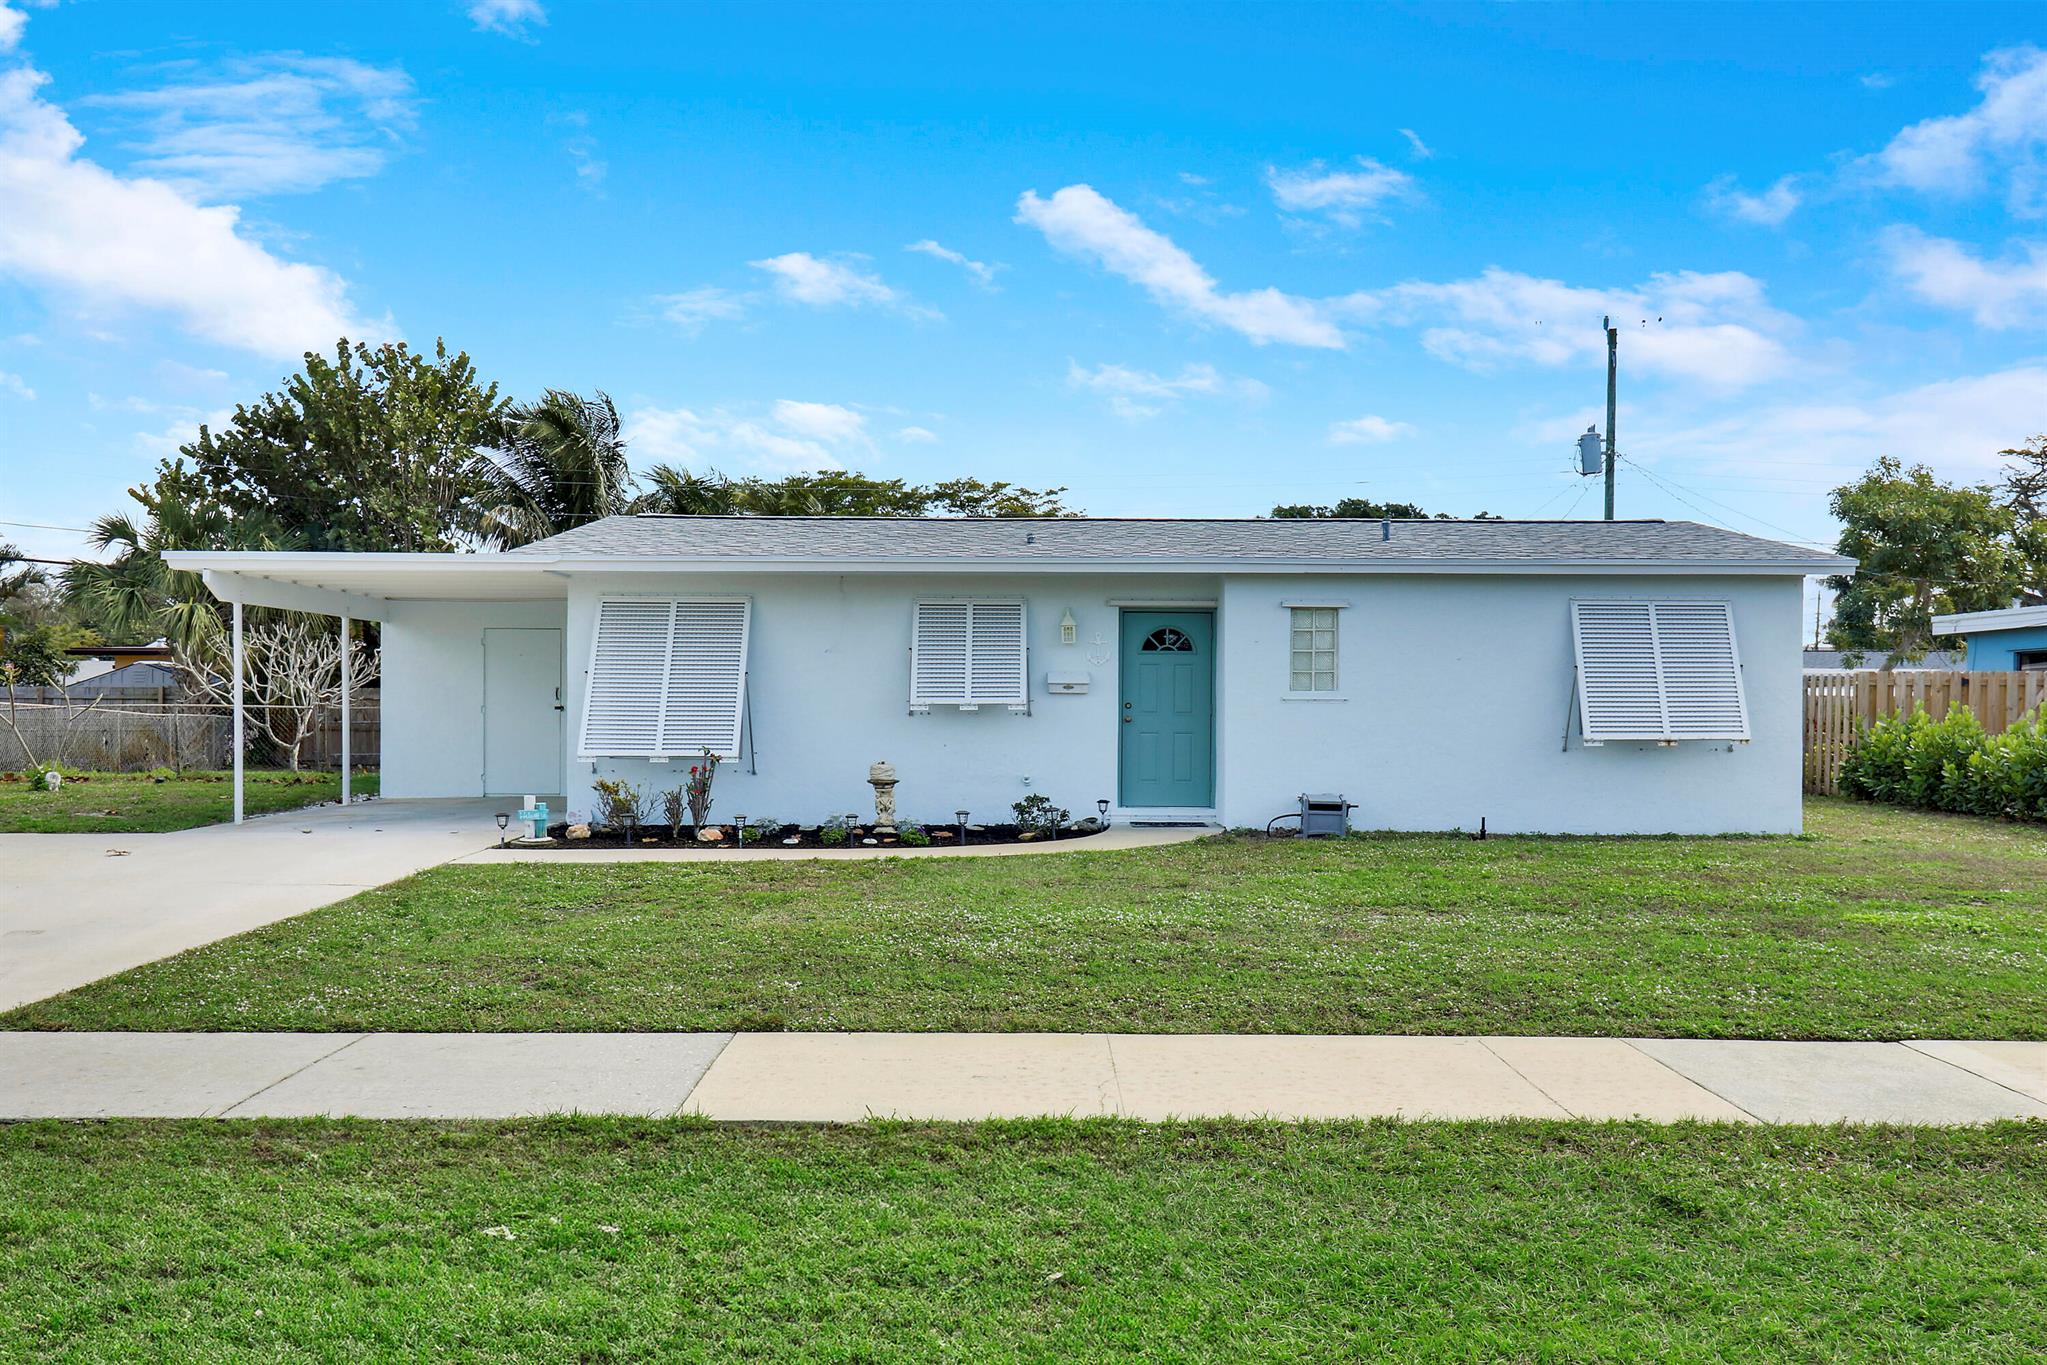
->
xmin=867 ymin=759 xmax=899 ymax=833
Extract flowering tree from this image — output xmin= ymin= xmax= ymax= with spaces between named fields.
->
xmin=685 ymin=749 xmax=720 ymax=828
xmin=176 ymin=615 xmax=378 ymax=770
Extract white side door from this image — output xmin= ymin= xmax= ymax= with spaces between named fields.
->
xmin=483 ymin=628 xmax=564 ymax=796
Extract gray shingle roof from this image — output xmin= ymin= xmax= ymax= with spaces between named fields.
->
xmin=510 ymin=515 xmax=1849 ymax=570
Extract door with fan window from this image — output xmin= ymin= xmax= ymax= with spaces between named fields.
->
xmin=1117 ymin=611 xmax=1214 ymax=807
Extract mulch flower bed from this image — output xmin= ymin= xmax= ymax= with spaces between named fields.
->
xmin=497 ymin=822 xmax=1108 ymax=851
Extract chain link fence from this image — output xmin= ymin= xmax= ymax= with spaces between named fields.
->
xmin=0 ymin=698 xmax=380 ymax=773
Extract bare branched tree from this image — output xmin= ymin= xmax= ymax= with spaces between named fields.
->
xmin=175 ymin=616 xmax=380 ymax=771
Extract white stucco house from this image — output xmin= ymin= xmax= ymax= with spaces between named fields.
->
xmin=168 ymin=515 xmax=1851 ymax=834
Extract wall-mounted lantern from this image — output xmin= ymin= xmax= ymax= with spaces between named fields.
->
xmin=1059 ymin=608 xmax=1077 ymax=645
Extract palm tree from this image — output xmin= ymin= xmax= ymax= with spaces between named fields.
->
xmin=636 ymin=463 xmax=740 ymax=515
xmin=471 ymin=389 xmax=635 ymax=547
xmin=65 ymin=499 xmax=297 ymax=654
xmin=0 ymin=542 xmax=45 ymax=605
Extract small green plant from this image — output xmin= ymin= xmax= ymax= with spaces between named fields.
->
xmin=592 ymin=777 xmax=653 ymax=837
xmin=1011 ymin=793 xmax=1069 ymax=836
xmin=741 ymin=817 xmax=779 ymax=845
xmin=661 ymin=787 xmax=687 ymax=838
xmin=818 ymin=815 xmax=849 ymax=847
xmin=27 ymin=763 xmax=60 ymax=792
xmin=898 ymin=827 xmax=931 ymax=847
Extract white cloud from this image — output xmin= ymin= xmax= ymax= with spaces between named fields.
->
xmin=1326 ymin=414 xmax=1414 ymax=445
xmin=82 ymin=55 xmax=416 ymax=199
xmin=625 ymin=399 xmax=875 ymax=474
xmin=751 ymin=252 xmax=895 ymax=306
xmin=750 ymin=251 xmax=934 ymax=317
xmin=1399 ymin=128 xmax=1434 ymax=160
xmin=0 ymin=368 xmax=32 ymax=399
xmin=770 ymin=399 xmax=866 ymax=446
xmin=1065 ymin=359 xmax=1268 ymax=420
xmin=1265 ymin=156 xmax=1415 ymax=226
xmin=896 ymin=425 xmax=938 ymax=443
xmin=1342 ymin=266 xmax=1795 ymax=388
xmin=1867 ymin=46 xmax=2047 ymax=214
xmin=1705 ymin=174 xmax=1802 ymax=226
xmin=1654 ymin=364 xmax=2047 ymax=487
xmin=0 ymin=65 xmax=380 ymax=357
xmin=651 ymin=287 xmax=748 ymax=333
xmin=1861 ymin=72 xmax=1896 ymax=91
xmin=905 ymin=238 xmax=1001 ymax=288
xmin=0 ymin=7 xmax=24 ymax=53
xmin=1880 ymin=225 xmax=2047 ymax=327
xmin=1016 ymin=184 xmax=1344 ymax=348
xmin=551 ymin=110 xmax=604 ymax=192
xmin=469 ymin=0 xmax=546 ymax=37
xmin=133 ymin=406 xmax=234 ymax=460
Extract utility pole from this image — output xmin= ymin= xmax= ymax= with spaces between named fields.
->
xmin=1603 ymin=315 xmax=1618 ymax=521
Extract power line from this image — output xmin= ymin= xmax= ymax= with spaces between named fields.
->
xmin=1616 ymin=454 xmax=1837 ymax=549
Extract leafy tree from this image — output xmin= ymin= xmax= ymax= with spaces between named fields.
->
xmin=471 ymin=390 xmax=635 ymax=548
xmin=1825 ymin=457 xmax=2027 ymax=664
xmin=170 ymin=338 xmax=507 ymax=552
xmin=1269 ymin=499 xmax=1501 ymax=520
xmin=634 ymin=467 xmax=1078 ymax=518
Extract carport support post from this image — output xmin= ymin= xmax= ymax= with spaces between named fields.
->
xmin=339 ymin=611 xmax=351 ymax=805
xmin=231 ymin=600 xmax=245 ymax=825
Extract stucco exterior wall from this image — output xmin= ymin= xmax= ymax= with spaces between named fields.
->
xmin=1962 ymin=625 xmax=2047 ymax=670
xmin=378 ymin=598 xmax=568 ymax=797
xmin=381 ymin=569 xmax=1809 ymax=833
xmin=560 ymin=572 xmax=1208 ymax=830
xmin=1215 ymin=573 xmax=1806 ymax=834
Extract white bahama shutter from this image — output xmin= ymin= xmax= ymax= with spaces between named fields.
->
xmin=911 ymin=599 xmax=1027 ymax=709
xmin=581 ymin=597 xmax=750 ymax=758
xmin=1571 ymin=599 xmax=1748 ymax=743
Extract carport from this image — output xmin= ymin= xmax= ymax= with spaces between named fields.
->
xmin=163 ymin=552 xmax=571 ymax=822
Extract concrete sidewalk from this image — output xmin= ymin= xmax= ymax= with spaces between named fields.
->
xmin=3 ymin=1031 xmax=2043 ymax=1124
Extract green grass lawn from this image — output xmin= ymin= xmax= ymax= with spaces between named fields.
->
xmin=1 ymin=1119 xmax=2042 ymax=1360
xmin=0 ymin=769 xmax=375 ymax=833
xmin=10 ymin=798 xmax=2044 ymax=1039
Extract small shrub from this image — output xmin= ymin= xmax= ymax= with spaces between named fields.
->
xmin=661 ymin=787 xmax=687 ymax=838
xmin=818 ymin=817 xmax=848 ymax=847
xmin=898 ymin=827 xmax=931 ymax=847
xmin=686 ymin=750 xmax=720 ymax=828
xmin=1011 ymin=793 xmax=1070 ymax=835
xmin=592 ymin=777 xmax=652 ymax=836
xmin=740 ymin=817 xmax=778 ymax=845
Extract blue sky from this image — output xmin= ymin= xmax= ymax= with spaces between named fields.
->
xmin=4 ymin=1 xmax=2047 ymax=603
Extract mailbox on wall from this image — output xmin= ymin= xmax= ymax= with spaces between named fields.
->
xmin=1046 ymin=671 xmax=1090 ymax=696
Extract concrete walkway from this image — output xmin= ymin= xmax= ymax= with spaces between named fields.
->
xmin=0 ymin=799 xmax=516 ymax=1011
xmin=3 ymin=1031 xmax=2043 ymax=1124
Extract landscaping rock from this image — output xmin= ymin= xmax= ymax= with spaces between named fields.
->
xmin=932 ymin=830 xmax=955 ymax=840
xmin=1016 ymin=831 xmax=1038 ymax=841
xmin=1072 ymin=816 xmax=1106 ymax=833
xmin=566 ymin=824 xmax=591 ymax=840
xmin=697 ymin=828 xmax=725 ymax=843
xmin=861 ymin=837 xmax=879 ymax=846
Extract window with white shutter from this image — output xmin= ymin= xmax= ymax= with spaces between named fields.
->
xmin=580 ymin=597 xmax=750 ymax=758
xmin=1571 ymin=600 xmax=1748 ymax=743
xmin=911 ymin=599 xmax=1027 ymax=710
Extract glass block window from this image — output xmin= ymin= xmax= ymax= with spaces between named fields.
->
xmin=1289 ymin=607 xmax=1338 ymax=692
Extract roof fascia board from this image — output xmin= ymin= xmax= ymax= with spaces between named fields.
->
xmin=1932 ymin=604 xmax=2047 ymax=632
xmin=547 ymin=556 xmax=1850 ymax=576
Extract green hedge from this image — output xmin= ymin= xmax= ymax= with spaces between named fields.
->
xmin=1840 ymin=703 xmax=2047 ymax=820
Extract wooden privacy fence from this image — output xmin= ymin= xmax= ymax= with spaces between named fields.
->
xmin=1804 ymin=670 xmax=2047 ymax=795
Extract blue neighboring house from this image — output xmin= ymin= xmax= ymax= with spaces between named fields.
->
xmin=1931 ymin=604 xmax=2047 ymax=671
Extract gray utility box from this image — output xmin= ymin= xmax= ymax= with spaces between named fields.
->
xmin=1300 ymin=793 xmax=1353 ymax=838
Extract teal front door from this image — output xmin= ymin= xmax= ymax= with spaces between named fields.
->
xmin=1118 ymin=610 xmax=1215 ymax=807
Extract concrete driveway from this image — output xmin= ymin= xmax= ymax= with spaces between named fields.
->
xmin=0 ymin=799 xmax=518 ymax=1012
